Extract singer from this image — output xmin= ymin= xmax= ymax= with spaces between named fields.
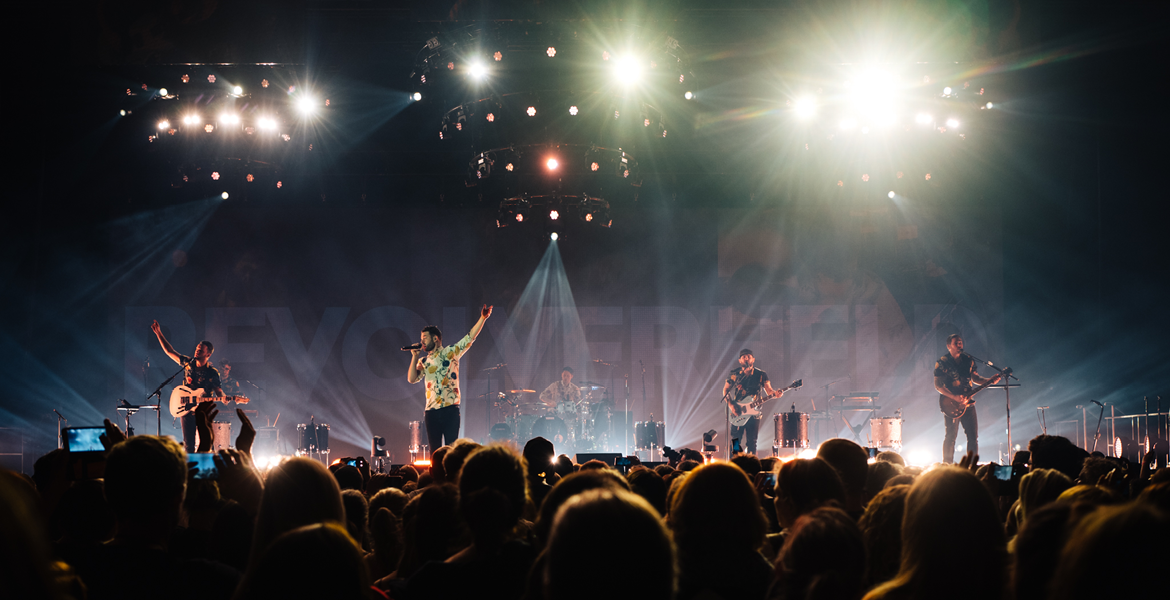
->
xmin=407 ymin=304 xmax=493 ymax=451
xmin=150 ymin=320 xmax=223 ymax=453
xmin=934 ymin=333 xmax=1001 ymax=463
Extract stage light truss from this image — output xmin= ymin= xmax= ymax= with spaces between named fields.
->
xmin=496 ymin=194 xmax=612 ymax=230
xmin=468 ymin=143 xmax=638 ymax=186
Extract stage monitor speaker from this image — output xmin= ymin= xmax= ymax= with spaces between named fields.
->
xmin=575 ymin=452 xmax=621 ymax=466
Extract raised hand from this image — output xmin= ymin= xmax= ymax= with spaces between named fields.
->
xmin=213 ymin=448 xmax=263 ymax=516
xmin=959 ymin=450 xmax=980 ymax=471
xmin=100 ymin=418 xmax=127 ymax=450
xmin=481 ymin=304 xmax=493 ymax=319
xmin=151 ymin=320 xmax=162 ymax=336
xmin=235 ymin=408 xmax=256 ymax=456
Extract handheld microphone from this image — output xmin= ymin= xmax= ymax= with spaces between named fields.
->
xmin=401 ymin=343 xmax=424 ymax=351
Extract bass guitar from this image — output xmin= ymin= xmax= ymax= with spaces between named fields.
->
xmin=729 ymin=379 xmax=803 ymax=427
xmin=169 ymin=385 xmax=250 ymax=418
xmin=938 ymin=368 xmax=1010 ymax=419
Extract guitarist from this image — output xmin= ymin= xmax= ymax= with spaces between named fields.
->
xmin=935 ymin=334 xmax=1001 ymax=464
xmin=151 ymin=320 xmax=223 ymax=453
xmin=722 ymin=349 xmax=785 ymax=455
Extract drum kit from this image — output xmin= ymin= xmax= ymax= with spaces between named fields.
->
xmin=490 ymin=382 xmax=613 ymax=452
xmin=772 ymin=395 xmax=904 ymax=456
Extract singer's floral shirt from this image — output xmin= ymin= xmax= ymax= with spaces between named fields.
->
xmin=416 ymin=333 xmax=475 ymax=411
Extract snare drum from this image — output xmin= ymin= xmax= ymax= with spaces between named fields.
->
xmin=870 ymin=417 xmax=902 ymax=448
xmin=634 ymin=421 xmax=664 ymax=450
xmin=775 ymin=413 xmax=810 ymax=448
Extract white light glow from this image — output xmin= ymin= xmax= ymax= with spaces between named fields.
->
xmin=908 ymin=450 xmax=932 ymax=467
xmin=157 ymin=120 xmax=170 ymax=130
xmin=550 ymin=232 xmax=559 ymax=241
xmin=916 ymin=113 xmax=933 ymax=125
xmin=221 ymin=192 xmax=229 ymax=200
xmin=888 ymin=191 xmax=896 ymax=198
xmin=258 ymin=117 xmax=277 ymax=130
xmin=233 ymin=85 xmax=243 ymax=95
xmin=159 ymin=88 xmax=168 ymax=96
xmin=684 ymin=91 xmax=693 ymax=100
xmin=546 ymin=158 xmax=558 ymax=170
xmin=613 ymin=55 xmax=643 ymax=85
xmin=220 ymin=113 xmax=240 ymax=125
xmin=296 ymin=97 xmax=316 ymax=115
xmin=946 ymin=118 xmax=960 ymax=128
xmin=549 ymin=209 xmax=560 ymax=220
xmin=798 ymin=448 xmax=818 ymax=459
xmin=943 ymin=87 xmax=953 ymax=95
xmin=839 ymin=118 xmax=857 ymax=130
xmin=794 ymin=97 xmax=816 ymax=119
xmin=412 ymin=92 xmax=422 ymax=102
xmin=468 ymin=61 xmax=488 ymax=79
xmin=569 ymin=106 xmax=578 ymax=116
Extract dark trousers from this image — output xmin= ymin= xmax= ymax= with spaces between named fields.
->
xmin=731 ymin=416 xmax=761 ymax=455
xmin=942 ymin=407 xmax=978 ymax=463
xmin=181 ymin=413 xmax=197 ymax=454
xmin=424 ymin=405 xmax=460 ymax=451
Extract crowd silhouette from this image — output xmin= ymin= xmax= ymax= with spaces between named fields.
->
xmin=3 ymin=409 xmax=1168 ymax=600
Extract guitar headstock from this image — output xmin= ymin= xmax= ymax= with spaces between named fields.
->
xmin=789 ymin=379 xmax=802 ymax=390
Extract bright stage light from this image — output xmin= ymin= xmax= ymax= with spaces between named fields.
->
xmin=494 ymin=51 xmax=502 ymax=61
xmin=515 ymin=213 xmax=524 ymax=222
xmin=527 ymin=106 xmax=537 ymax=116
xmin=839 ymin=118 xmax=856 ymax=130
xmin=546 ymin=158 xmax=559 ymax=170
xmin=258 ymin=117 xmax=277 ymax=130
xmin=220 ymin=113 xmax=240 ymax=125
xmin=412 ymin=92 xmax=422 ymax=102
xmin=613 ymin=55 xmax=642 ymax=84
xmin=547 ymin=47 xmax=556 ymax=57
xmin=119 ymin=109 xmax=126 ymax=116
xmin=296 ymin=97 xmax=316 ymax=115
xmin=550 ymin=232 xmax=559 ymax=241
xmin=684 ymin=91 xmax=693 ymax=100
xmin=590 ymin=162 xmax=599 ymax=171
xmin=549 ymin=210 xmax=560 ymax=220
xmin=204 ymin=124 xmax=214 ymax=133
xmin=916 ymin=113 xmax=932 ymax=125
xmin=232 ymin=85 xmax=243 ymax=95
xmin=486 ymin=113 xmax=495 ymax=122
xmin=183 ymin=114 xmax=200 ymax=125
xmin=585 ymin=213 xmax=593 ymax=222
xmin=159 ymin=88 xmax=168 ymax=96
xmin=888 ymin=191 xmax=896 ymax=198
xmin=157 ymin=120 xmax=170 ymax=130
xmin=946 ymin=118 xmax=960 ymax=128
xmin=468 ymin=61 xmax=488 ymax=79
xmin=569 ymin=106 xmax=578 ymax=116
xmin=505 ymin=163 xmax=514 ymax=171
xmin=798 ymin=448 xmax=818 ymax=459
xmin=221 ymin=192 xmax=229 ymax=200
xmin=943 ymin=86 xmax=953 ymax=96
xmin=985 ymin=102 xmax=993 ymax=109
xmin=212 ymin=172 xmax=220 ymax=180
xmin=794 ymin=97 xmax=816 ymax=118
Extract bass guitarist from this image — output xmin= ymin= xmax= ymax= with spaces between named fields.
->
xmin=935 ymin=333 xmax=1001 ymax=464
xmin=152 ymin=320 xmax=223 ymax=453
xmin=723 ymin=349 xmax=785 ymax=455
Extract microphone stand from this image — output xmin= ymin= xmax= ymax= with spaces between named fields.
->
xmin=721 ymin=369 xmax=748 ymax=460
xmin=146 ymin=362 xmax=186 ymax=436
xmin=1090 ymin=401 xmax=1107 ymax=453
xmin=54 ymin=410 xmax=67 ymax=449
xmin=964 ymin=352 xmax=1019 ymax=452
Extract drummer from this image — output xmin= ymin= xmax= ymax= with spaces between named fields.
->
xmin=540 ymin=366 xmax=582 ymax=409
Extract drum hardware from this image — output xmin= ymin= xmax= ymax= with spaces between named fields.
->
xmin=480 ymin=363 xmax=507 ymax=444
xmin=408 ymin=421 xmax=426 ymax=464
xmin=295 ymin=419 xmax=330 ymax=463
xmin=869 ymin=415 xmax=903 ymax=449
xmin=371 ymin=436 xmax=387 ymax=474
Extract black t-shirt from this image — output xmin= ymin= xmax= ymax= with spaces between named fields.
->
xmin=727 ymin=367 xmax=769 ymax=402
xmin=179 ymin=354 xmax=222 ymax=394
xmin=934 ymin=353 xmax=977 ymax=395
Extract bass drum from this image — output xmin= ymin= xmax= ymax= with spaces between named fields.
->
xmin=634 ymin=421 xmax=664 ymax=450
xmin=531 ymin=416 xmax=568 ymax=445
xmin=870 ymin=417 xmax=902 ymax=448
xmin=775 ymin=413 xmax=809 ymax=449
xmin=489 ymin=422 xmax=513 ymax=442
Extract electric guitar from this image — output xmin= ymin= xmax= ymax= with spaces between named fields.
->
xmin=169 ymin=385 xmax=250 ymax=418
xmin=938 ymin=368 xmax=1010 ymax=419
xmin=729 ymin=379 xmax=803 ymax=427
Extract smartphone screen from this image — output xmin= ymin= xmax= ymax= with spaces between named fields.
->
xmin=764 ymin=472 xmax=776 ymax=487
xmin=994 ymin=464 xmax=1013 ymax=481
xmin=65 ymin=427 xmax=105 ymax=453
xmin=346 ymin=459 xmax=359 ymax=467
xmin=189 ymin=452 xmax=219 ymax=480
xmin=732 ymin=438 xmax=743 ymax=454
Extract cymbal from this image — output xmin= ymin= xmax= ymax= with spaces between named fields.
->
xmin=577 ymin=381 xmax=606 ymax=388
xmin=508 ymin=389 xmax=536 ymax=394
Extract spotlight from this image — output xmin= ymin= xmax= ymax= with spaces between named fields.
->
xmin=916 ymin=113 xmax=932 ymax=125
xmin=412 ymin=92 xmax=423 ymax=102
xmin=505 ymin=163 xmax=514 ymax=171
xmin=888 ymin=191 xmax=896 ymax=198
xmin=985 ymin=102 xmax=993 ymax=109
xmin=296 ymin=97 xmax=316 ymax=115
xmin=232 ymin=85 xmax=243 ymax=95
xmin=220 ymin=113 xmax=240 ymax=125
xmin=157 ymin=120 xmax=170 ymax=130
xmin=794 ymin=97 xmax=816 ymax=118
xmin=212 ymin=172 xmax=220 ymax=180
xmin=515 ymin=213 xmax=524 ymax=222
xmin=183 ymin=114 xmax=200 ymax=125
xmin=486 ymin=113 xmax=495 ymax=122
xmin=613 ymin=55 xmax=642 ymax=84
xmin=590 ymin=162 xmax=599 ymax=171
xmin=946 ymin=118 xmax=960 ymax=128
xmin=684 ymin=91 xmax=693 ymax=100
xmin=839 ymin=118 xmax=856 ymax=130
xmin=546 ymin=158 xmax=559 ymax=170
xmin=158 ymin=87 xmax=168 ymax=96
xmin=204 ymin=124 xmax=214 ymax=133
xmin=550 ymin=210 xmax=560 ymax=220
xmin=547 ymin=46 xmax=556 ymax=58
xmin=943 ymin=86 xmax=953 ymax=96
xmin=119 ymin=110 xmax=126 ymax=116
xmin=550 ymin=232 xmax=559 ymax=241
xmin=494 ymin=51 xmax=502 ymax=61
xmin=221 ymin=192 xmax=229 ymax=200
xmin=585 ymin=213 xmax=593 ymax=222
xmin=569 ymin=106 xmax=578 ymax=116
xmin=258 ymin=117 xmax=277 ymax=130
xmin=468 ymin=61 xmax=488 ymax=79
xmin=527 ymin=106 xmax=537 ymax=117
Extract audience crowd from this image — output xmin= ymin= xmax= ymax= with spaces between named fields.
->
xmin=3 ymin=406 xmax=1168 ymax=600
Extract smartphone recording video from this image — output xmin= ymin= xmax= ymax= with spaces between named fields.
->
xmin=189 ymin=452 xmax=219 ymax=480
xmin=64 ymin=427 xmax=105 ymax=453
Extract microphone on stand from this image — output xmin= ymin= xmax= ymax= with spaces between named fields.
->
xmin=401 ymin=343 xmax=424 ymax=351
xmin=1091 ymin=400 xmax=1104 ymax=407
